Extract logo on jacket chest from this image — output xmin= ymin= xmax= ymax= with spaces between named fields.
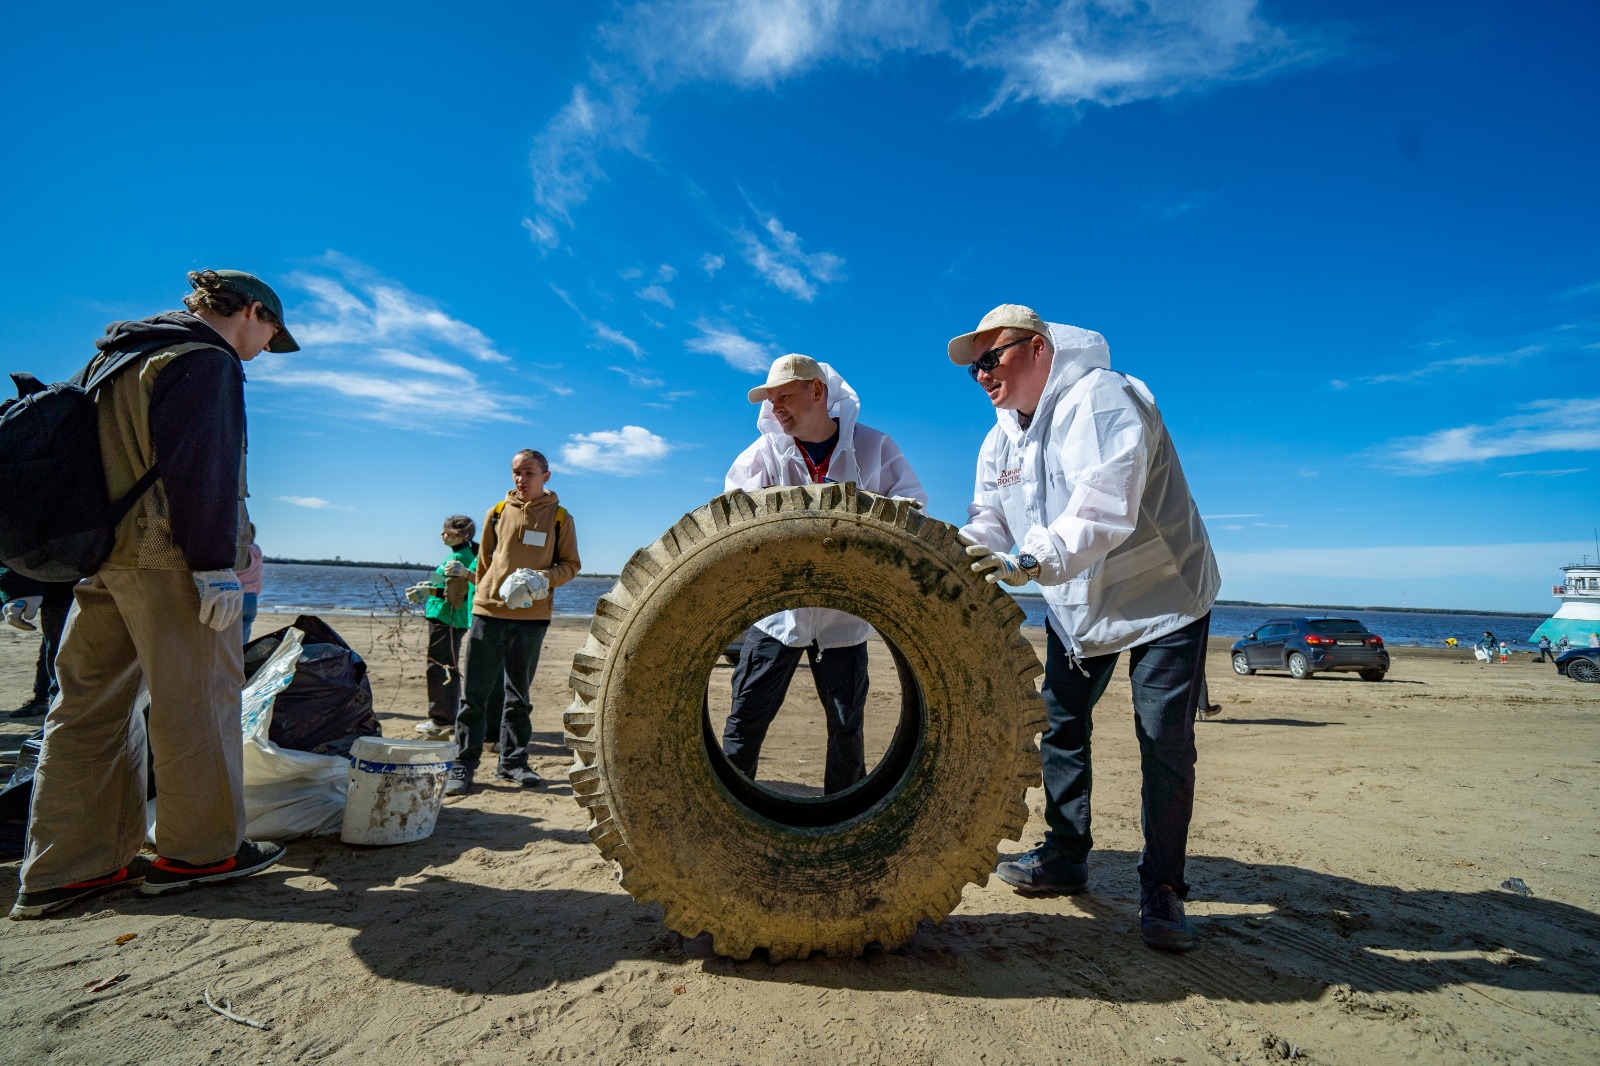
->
xmin=997 ymin=465 xmax=1022 ymax=488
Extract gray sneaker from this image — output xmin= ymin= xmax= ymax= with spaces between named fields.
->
xmin=1139 ymin=884 xmax=1195 ymax=952
xmin=444 ymin=765 xmax=474 ymax=798
xmin=995 ymin=847 xmax=1088 ymax=895
xmin=495 ymin=765 xmax=545 ymax=788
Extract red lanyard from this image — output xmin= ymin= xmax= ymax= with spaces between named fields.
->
xmin=800 ymin=447 xmax=831 ymax=484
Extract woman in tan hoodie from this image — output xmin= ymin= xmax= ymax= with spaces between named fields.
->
xmin=444 ymin=449 xmax=580 ymax=796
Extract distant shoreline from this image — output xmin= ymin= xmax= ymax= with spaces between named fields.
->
xmin=262 ymin=559 xmax=1543 ymax=617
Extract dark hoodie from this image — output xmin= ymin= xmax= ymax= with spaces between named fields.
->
xmin=93 ymin=312 xmax=246 ymax=572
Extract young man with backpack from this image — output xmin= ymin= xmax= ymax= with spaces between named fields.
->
xmin=10 ymin=269 xmax=296 ymax=919
xmin=442 ymin=449 xmax=581 ymax=797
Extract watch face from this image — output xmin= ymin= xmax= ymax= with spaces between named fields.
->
xmin=1018 ymin=553 xmax=1038 ymax=570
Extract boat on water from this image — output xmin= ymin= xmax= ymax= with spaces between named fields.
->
xmin=1530 ymin=562 xmax=1600 ymax=646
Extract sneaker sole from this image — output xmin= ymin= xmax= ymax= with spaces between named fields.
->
xmin=139 ymin=847 xmax=285 ymax=896
xmin=9 ymin=869 xmax=146 ymax=920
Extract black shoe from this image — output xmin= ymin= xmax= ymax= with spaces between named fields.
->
xmin=495 ymin=765 xmax=545 ymax=788
xmin=139 ymin=840 xmax=285 ymax=896
xmin=6 ymin=698 xmax=48 ymax=720
xmin=1139 ymin=883 xmax=1195 ymax=952
xmin=9 ymin=859 xmax=147 ymax=919
xmin=995 ymin=846 xmax=1088 ymax=895
xmin=444 ymin=764 xmax=474 ymax=798
xmin=1197 ymin=703 xmax=1223 ymax=721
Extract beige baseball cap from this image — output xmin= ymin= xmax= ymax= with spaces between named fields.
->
xmin=748 ymin=353 xmax=825 ymax=403
xmin=947 ymin=303 xmax=1048 ymax=364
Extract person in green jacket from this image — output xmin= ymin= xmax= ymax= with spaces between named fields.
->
xmin=408 ymin=515 xmax=483 ymax=739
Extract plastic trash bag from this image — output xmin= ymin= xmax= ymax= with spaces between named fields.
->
xmin=0 ymin=727 xmax=45 ymax=858
xmin=246 ymin=615 xmax=382 ymax=757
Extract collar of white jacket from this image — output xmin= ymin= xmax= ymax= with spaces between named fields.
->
xmin=993 ymin=322 xmax=1112 ymax=439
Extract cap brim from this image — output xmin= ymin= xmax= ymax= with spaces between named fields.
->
xmin=267 ymin=327 xmax=301 ymax=354
xmin=747 ymin=373 xmax=819 ymax=403
xmin=948 ymin=330 xmax=980 ymax=365
xmin=747 ymin=385 xmax=771 ymax=403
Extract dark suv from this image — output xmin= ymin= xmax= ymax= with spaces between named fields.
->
xmin=1231 ymin=617 xmax=1389 ymax=682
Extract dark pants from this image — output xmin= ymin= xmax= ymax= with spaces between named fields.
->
xmin=456 ymin=615 xmax=548 ymax=773
xmin=722 ymin=633 xmax=869 ymax=795
xmin=1039 ymin=613 xmax=1208 ymax=897
xmin=31 ymin=603 xmax=70 ymax=706
xmin=425 ymin=619 xmax=466 ymax=727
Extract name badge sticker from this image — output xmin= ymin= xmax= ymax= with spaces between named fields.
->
xmin=523 ymin=529 xmax=547 ymax=547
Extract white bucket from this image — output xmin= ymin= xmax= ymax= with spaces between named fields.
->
xmin=340 ymin=737 xmax=458 ymax=846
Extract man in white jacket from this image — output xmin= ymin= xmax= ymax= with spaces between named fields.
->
xmin=723 ymin=355 xmax=927 ymax=794
xmin=950 ymin=305 xmax=1219 ymax=952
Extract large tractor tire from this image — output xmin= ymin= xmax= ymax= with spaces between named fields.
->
xmin=564 ymin=484 xmax=1045 ymax=961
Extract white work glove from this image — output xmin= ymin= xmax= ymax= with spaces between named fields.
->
xmin=3 ymin=596 xmax=43 ymax=631
xmin=890 ymin=496 xmax=924 ymax=510
xmin=192 ymin=569 xmax=243 ymax=631
xmin=441 ymin=559 xmax=472 ymax=579
xmin=965 ymin=544 xmax=1031 ymax=587
xmin=404 ymin=582 xmax=433 ymax=605
xmin=498 ymin=568 xmax=550 ymax=609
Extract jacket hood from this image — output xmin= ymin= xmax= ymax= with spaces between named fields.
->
xmin=502 ymin=488 xmax=561 ymax=512
xmin=94 ymin=311 xmax=238 ymax=359
xmin=995 ymin=322 xmax=1110 ymax=439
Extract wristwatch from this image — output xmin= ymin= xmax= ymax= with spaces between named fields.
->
xmin=1017 ymin=553 xmax=1042 ymax=581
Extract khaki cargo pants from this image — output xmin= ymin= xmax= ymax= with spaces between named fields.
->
xmin=20 ymin=570 xmax=245 ymax=892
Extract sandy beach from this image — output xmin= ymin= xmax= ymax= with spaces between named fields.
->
xmin=2 ymin=609 xmax=1597 ymax=1065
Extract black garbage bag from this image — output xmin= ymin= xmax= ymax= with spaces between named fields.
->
xmin=245 ymin=615 xmax=382 ymax=757
xmin=0 ymin=727 xmax=44 ymax=858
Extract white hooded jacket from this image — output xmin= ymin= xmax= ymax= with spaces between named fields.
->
xmin=959 ymin=323 xmax=1219 ymax=659
xmin=726 ymin=362 xmax=927 ymax=649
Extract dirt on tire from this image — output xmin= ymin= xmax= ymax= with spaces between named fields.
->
xmin=563 ymin=483 xmax=1045 ymax=961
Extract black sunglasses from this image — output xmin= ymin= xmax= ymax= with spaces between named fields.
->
xmin=967 ymin=336 xmax=1032 ymax=380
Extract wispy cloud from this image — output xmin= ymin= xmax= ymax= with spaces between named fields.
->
xmin=255 ymin=255 xmax=531 ymax=428
xmin=735 ymin=212 xmax=844 ymax=301
xmin=528 ymin=2 xmax=1320 ymax=249
xmin=701 ymin=253 xmax=725 ymax=276
xmin=610 ymin=365 xmax=665 ymax=388
xmin=1496 ymin=467 xmax=1586 ymax=478
xmin=593 ymin=322 xmax=646 ymax=358
xmin=560 ymin=425 xmax=673 ymax=475
xmin=279 ymin=495 xmax=353 ymax=511
xmin=1332 ymin=344 xmax=1543 ymax=389
xmin=637 ymin=283 xmax=674 ymax=308
xmin=686 ymin=319 xmax=773 ymax=372
xmin=1384 ymin=397 xmax=1600 ymax=468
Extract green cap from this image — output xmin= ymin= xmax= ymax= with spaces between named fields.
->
xmin=202 ymin=269 xmax=301 ymax=353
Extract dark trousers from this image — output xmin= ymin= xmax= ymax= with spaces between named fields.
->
xmin=1039 ymin=613 xmax=1208 ymax=897
xmin=722 ymin=633 xmax=869 ymax=795
xmin=31 ymin=603 xmax=70 ymax=706
xmin=425 ymin=619 xmax=466 ymax=727
xmin=456 ymin=615 xmax=548 ymax=773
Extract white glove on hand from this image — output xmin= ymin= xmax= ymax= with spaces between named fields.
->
xmin=498 ymin=568 xmax=550 ymax=610
xmin=3 ymin=596 xmax=43 ymax=631
xmin=890 ymin=496 xmax=924 ymax=510
xmin=404 ymin=582 xmax=433 ymax=605
xmin=965 ymin=544 xmax=1031 ymax=587
xmin=441 ymin=559 xmax=472 ymax=579
xmin=192 ymin=569 xmax=243 ymax=631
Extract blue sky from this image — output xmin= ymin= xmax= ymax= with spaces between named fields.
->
xmin=2 ymin=1 xmax=1596 ymax=612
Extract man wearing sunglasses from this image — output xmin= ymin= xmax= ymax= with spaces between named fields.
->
xmin=949 ymin=304 xmax=1218 ymax=952
xmin=12 ymin=269 xmax=296 ymax=919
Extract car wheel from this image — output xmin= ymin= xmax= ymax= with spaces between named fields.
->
xmin=1569 ymin=658 xmax=1600 ymax=683
xmin=1231 ymin=652 xmax=1254 ymax=676
xmin=1287 ymin=652 xmax=1312 ymax=680
xmin=1359 ymin=669 xmax=1385 ymax=682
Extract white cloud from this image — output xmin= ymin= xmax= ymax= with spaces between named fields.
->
xmin=1385 ymin=398 xmax=1600 ymax=468
xmin=289 ymin=253 xmax=508 ymax=364
xmin=637 ymin=283 xmax=674 ymax=308
xmin=656 ymin=263 xmax=677 ymax=282
xmin=611 ymin=365 xmax=665 ymax=389
xmin=736 ymin=213 xmax=844 ymax=301
xmin=560 ymin=425 xmax=673 ymax=475
xmin=256 ymin=256 xmax=532 ymax=428
xmin=686 ymin=319 xmax=773 ymax=372
xmin=592 ymin=322 xmax=646 ymax=358
xmin=279 ymin=495 xmax=352 ymax=511
xmin=701 ymin=253 xmax=725 ymax=276
xmin=1496 ymin=468 xmax=1586 ymax=478
xmin=521 ymin=215 xmax=559 ymax=252
xmin=526 ymin=82 xmax=648 ymax=251
xmin=1336 ymin=344 xmax=1543 ymax=388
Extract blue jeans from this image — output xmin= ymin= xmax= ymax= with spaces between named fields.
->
xmin=1039 ymin=613 xmax=1208 ymax=897
xmin=240 ymin=592 xmax=258 ymax=645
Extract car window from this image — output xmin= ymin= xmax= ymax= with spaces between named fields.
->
xmin=1261 ymin=623 xmax=1288 ymax=638
xmin=1308 ymin=619 xmax=1367 ymax=635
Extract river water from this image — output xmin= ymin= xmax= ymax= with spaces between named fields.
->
xmin=259 ymin=564 xmax=1550 ymax=648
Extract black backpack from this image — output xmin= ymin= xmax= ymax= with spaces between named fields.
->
xmin=0 ymin=341 xmax=203 ymax=582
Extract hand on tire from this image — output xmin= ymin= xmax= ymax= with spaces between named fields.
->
xmin=965 ymin=544 xmax=1030 ymax=586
